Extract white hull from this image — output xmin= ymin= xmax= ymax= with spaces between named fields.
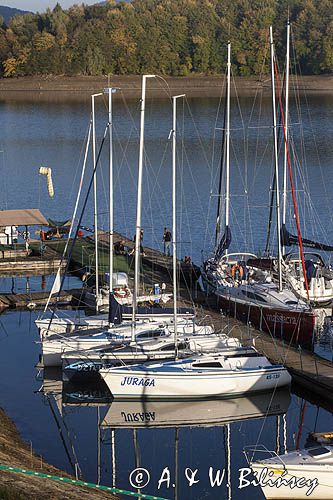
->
xmin=100 ymin=357 xmax=291 ymax=400
xmin=286 ymin=274 xmax=333 ymax=306
xmin=42 ymin=323 xmax=214 ymax=366
xmin=62 ymin=337 xmax=246 ymax=377
xmin=251 ymin=461 xmax=333 ymax=499
xmin=36 ymin=311 xmax=194 ymax=339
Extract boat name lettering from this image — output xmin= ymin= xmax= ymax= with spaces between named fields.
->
xmin=121 ymin=411 xmax=156 ymax=422
xmin=266 ymin=314 xmax=297 ymax=325
xmin=120 ymin=376 xmax=155 ymax=387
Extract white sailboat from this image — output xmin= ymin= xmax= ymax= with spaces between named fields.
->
xmin=283 ymin=252 xmax=333 ymax=306
xmin=99 ymin=91 xmax=291 ymax=400
xmin=41 ymin=316 xmax=214 ymax=367
xmin=100 ymin=352 xmax=291 ymax=400
xmin=41 ymin=81 xmax=214 ymax=366
xmin=249 ymin=444 xmax=333 ymax=499
xmin=62 ymin=334 xmax=246 ymax=381
xmin=36 ymin=84 xmax=172 ymax=338
xmin=279 ymin=22 xmax=333 ymax=306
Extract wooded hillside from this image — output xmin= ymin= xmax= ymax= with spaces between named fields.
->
xmin=0 ymin=0 xmax=332 ymax=77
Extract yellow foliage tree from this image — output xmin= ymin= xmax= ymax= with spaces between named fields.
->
xmin=34 ymin=32 xmax=56 ymax=52
xmin=3 ymin=57 xmax=17 ymax=77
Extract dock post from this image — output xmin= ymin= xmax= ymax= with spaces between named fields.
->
xmin=314 ymin=355 xmax=319 ymax=377
xmin=298 ymin=345 xmax=303 ymax=372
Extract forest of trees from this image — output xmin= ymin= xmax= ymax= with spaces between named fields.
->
xmin=0 ymin=0 xmax=332 ymax=78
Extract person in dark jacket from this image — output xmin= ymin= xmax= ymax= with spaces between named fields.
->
xmin=163 ymin=227 xmax=172 ymax=256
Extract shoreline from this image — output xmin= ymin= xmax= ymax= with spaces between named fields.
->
xmin=0 ymin=75 xmax=332 ymax=101
xmin=0 ymin=406 xmax=114 ymax=499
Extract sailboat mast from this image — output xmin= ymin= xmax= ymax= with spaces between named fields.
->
xmin=282 ymin=21 xmax=290 ymax=254
xmin=270 ymin=27 xmax=283 ymax=291
xmin=108 ymin=89 xmax=113 ymax=299
xmin=225 ymin=42 xmax=231 ymax=255
xmin=105 ymin=87 xmax=118 ymax=301
xmin=172 ymin=94 xmax=185 ymax=360
xmin=131 ymin=75 xmax=155 ymax=339
xmin=215 ymin=84 xmax=227 ymax=247
xmin=92 ymin=92 xmax=103 ymax=312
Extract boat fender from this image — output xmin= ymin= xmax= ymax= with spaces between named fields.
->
xmin=230 ymin=264 xmax=244 ymax=280
xmin=114 ymin=288 xmax=130 ymax=298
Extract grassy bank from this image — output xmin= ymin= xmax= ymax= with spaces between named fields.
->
xmin=0 ymin=407 xmax=114 ymax=499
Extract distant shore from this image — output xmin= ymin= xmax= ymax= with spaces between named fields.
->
xmin=0 ymin=74 xmax=332 ymax=101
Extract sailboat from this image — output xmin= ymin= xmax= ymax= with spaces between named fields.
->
xmin=36 ymin=87 xmax=174 ymax=338
xmin=276 ymin=23 xmax=333 ymax=306
xmin=99 ymin=91 xmax=291 ymax=400
xmin=62 ymin=334 xmax=247 ymax=381
xmin=201 ymin=40 xmax=316 ymax=350
xmin=41 ymin=309 xmax=214 ymax=367
xmin=42 ymin=80 xmax=216 ymax=366
xmin=249 ymin=444 xmax=333 ymax=499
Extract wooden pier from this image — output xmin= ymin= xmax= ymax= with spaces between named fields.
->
xmin=0 ymin=243 xmax=67 ymax=274
xmin=192 ymin=293 xmax=333 ymax=404
xmin=0 ymin=289 xmax=78 ymax=310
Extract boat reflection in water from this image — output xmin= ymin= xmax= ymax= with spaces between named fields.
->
xmin=62 ymin=379 xmax=113 ymax=407
xmin=100 ymin=388 xmax=291 ymax=429
xmin=40 ymin=366 xmax=291 ymax=499
xmin=41 ymin=366 xmax=291 ymax=426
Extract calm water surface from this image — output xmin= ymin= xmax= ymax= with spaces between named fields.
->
xmin=0 ymin=94 xmax=333 ymax=499
xmin=1 ymin=93 xmax=333 ymax=262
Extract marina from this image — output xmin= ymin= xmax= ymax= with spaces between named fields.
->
xmin=1 ymin=44 xmax=333 ymax=500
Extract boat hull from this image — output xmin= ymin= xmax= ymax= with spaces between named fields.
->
xmin=215 ymin=293 xmax=315 ymax=350
xmin=251 ymin=462 xmax=333 ymax=499
xmin=100 ymin=365 xmax=291 ymax=400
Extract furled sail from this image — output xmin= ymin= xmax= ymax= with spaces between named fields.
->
xmin=109 ymin=293 xmax=123 ymax=325
xmin=281 ymin=224 xmax=333 ymax=252
xmin=215 ymin=225 xmax=232 ymax=259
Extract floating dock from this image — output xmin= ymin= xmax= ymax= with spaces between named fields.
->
xmin=0 ymin=243 xmax=67 ymax=274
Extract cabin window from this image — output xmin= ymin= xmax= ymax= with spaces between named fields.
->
xmin=137 ymin=329 xmax=165 ymax=339
xmin=192 ymin=362 xmax=222 ymax=368
xmin=241 ymin=291 xmax=267 ymax=303
xmin=160 ymin=343 xmax=175 ymax=351
xmin=308 ymin=447 xmax=332 ymax=458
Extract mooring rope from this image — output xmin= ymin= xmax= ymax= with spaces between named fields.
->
xmin=0 ymin=464 xmax=169 ymax=500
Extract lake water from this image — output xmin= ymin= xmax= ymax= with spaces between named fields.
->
xmin=2 ymin=92 xmax=333 ymax=263
xmin=0 ymin=92 xmax=333 ymax=499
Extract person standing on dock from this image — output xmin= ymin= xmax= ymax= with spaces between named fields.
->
xmin=163 ymin=227 xmax=172 ymax=256
xmin=129 ymin=229 xmax=145 ymax=256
